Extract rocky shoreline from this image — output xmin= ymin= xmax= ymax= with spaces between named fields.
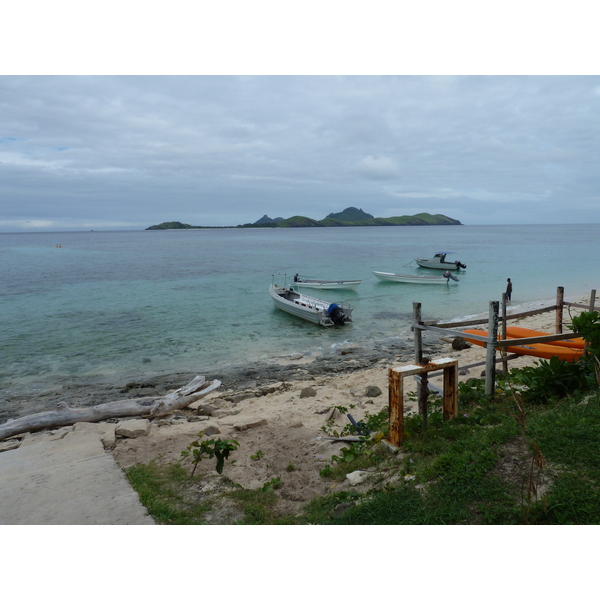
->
xmin=1 ymin=332 xmax=446 ymax=424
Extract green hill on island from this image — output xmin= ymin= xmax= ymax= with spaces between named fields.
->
xmin=146 ymin=221 xmax=196 ymax=230
xmin=146 ymin=207 xmax=462 ymax=230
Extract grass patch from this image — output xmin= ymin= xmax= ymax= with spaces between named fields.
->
xmin=522 ymin=397 xmax=600 ymax=524
xmin=126 ymin=367 xmax=600 ymax=525
xmin=126 ymin=461 xmax=213 ymax=524
xmin=226 ymin=487 xmax=300 ymax=525
xmin=305 ymin=387 xmax=600 ymax=525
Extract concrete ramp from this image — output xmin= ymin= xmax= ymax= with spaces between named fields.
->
xmin=0 ymin=431 xmax=154 ymax=525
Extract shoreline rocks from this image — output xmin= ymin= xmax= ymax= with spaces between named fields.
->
xmin=1 ymin=335 xmax=445 ymax=424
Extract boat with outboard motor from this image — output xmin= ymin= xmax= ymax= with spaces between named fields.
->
xmin=270 ymin=275 xmax=353 ymax=326
xmin=292 ymin=274 xmax=362 ymax=291
xmin=373 ymin=270 xmax=459 ymax=284
xmin=415 ymin=252 xmax=466 ymax=271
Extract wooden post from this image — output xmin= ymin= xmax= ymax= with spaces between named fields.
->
xmin=413 ymin=302 xmax=428 ymax=428
xmin=501 ymin=293 xmax=508 ymax=373
xmin=443 ymin=362 xmax=458 ymax=420
xmin=413 ymin=302 xmax=423 ymax=363
xmin=584 ymin=290 xmax=597 ymax=355
xmin=388 ymin=368 xmax=403 ymax=446
xmin=485 ymin=301 xmax=499 ymax=398
xmin=556 ymin=286 xmax=564 ymax=333
xmin=419 ymin=370 xmax=428 ymax=430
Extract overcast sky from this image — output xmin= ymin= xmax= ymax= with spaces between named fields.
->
xmin=2 ymin=4 xmax=600 ymax=233
xmin=2 ymin=75 xmax=600 ymax=232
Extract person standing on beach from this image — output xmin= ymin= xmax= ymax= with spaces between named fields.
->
xmin=505 ymin=278 xmax=512 ymax=301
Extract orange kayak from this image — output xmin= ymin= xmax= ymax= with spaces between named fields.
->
xmin=461 ymin=329 xmax=584 ymax=362
xmin=505 ymin=326 xmax=585 ymax=349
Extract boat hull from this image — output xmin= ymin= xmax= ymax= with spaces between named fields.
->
xmin=373 ymin=271 xmax=452 ymax=284
xmin=415 ymin=253 xmax=466 ymax=271
xmin=415 ymin=259 xmax=460 ymax=271
xmin=293 ymin=279 xmax=362 ymax=291
xmin=269 ymin=284 xmax=353 ymax=327
xmin=461 ymin=329 xmax=584 ymax=362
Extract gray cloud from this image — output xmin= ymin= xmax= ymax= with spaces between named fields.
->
xmin=1 ymin=75 xmax=599 ymax=231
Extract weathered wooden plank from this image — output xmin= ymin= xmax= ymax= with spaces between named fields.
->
xmin=485 ymin=301 xmax=499 ymax=396
xmin=428 ymin=327 xmax=583 ymax=347
xmin=496 ymin=333 xmax=583 ymax=347
xmin=413 ymin=302 xmax=423 ymax=363
xmin=420 ymin=325 xmax=489 ymax=339
xmin=501 ymin=295 xmax=509 ymax=372
xmin=443 ymin=363 xmax=458 ymax=420
xmin=426 ymin=354 xmax=522 ymax=379
xmin=390 ymin=358 xmax=458 ymax=377
xmin=556 ymin=286 xmax=564 ymax=333
xmin=420 ymin=305 xmax=557 ymax=329
xmin=418 ymin=371 xmax=428 ymax=429
xmin=565 ymin=302 xmax=594 ymax=310
xmin=388 ymin=369 xmax=403 ymax=447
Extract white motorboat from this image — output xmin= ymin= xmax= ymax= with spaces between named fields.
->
xmin=292 ymin=275 xmax=362 ymax=291
xmin=373 ymin=271 xmax=459 ymax=284
xmin=415 ymin=252 xmax=466 ymax=271
xmin=270 ymin=282 xmax=353 ymax=326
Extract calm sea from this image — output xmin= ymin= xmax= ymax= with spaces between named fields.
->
xmin=1 ymin=225 xmax=599 ymax=400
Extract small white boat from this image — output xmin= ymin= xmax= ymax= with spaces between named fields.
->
xmin=292 ymin=275 xmax=362 ymax=291
xmin=415 ymin=252 xmax=466 ymax=271
xmin=373 ymin=271 xmax=459 ymax=284
xmin=270 ymin=282 xmax=353 ymax=326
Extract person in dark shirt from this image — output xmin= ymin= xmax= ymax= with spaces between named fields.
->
xmin=506 ymin=278 xmax=512 ymax=301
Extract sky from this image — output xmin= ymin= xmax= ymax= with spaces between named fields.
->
xmin=2 ymin=5 xmax=600 ymax=232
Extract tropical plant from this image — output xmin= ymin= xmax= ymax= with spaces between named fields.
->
xmin=510 ymin=356 xmax=593 ymax=403
xmin=570 ymin=310 xmax=600 ymax=385
xmin=570 ymin=310 xmax=600 ymax=351
xmin=181 ymin=432 xmax=240 ymax=476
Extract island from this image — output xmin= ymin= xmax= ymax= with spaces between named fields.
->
xmin=146 ymin=207 xmax=462 ymax=230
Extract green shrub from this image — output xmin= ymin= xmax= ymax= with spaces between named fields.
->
xmin=510 ymin=356 xmax=594 ymax=403
xmin=570 ymin=310 xmax=600 ymax=353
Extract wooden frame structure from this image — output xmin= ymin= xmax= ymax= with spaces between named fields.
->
xmin=387 ymin=358 xmax=458 ymax=447
xmin=414 ymin=286 xmax=596 ymax=398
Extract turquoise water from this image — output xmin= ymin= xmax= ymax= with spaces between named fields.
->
xmin=1 ymin=225 xmax=599 ymax=396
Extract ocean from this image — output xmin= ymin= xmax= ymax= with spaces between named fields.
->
xmin=1 ymin=224 xmax=599 ymax=408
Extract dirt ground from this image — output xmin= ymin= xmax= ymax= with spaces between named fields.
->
xmin=111 ymin=362 xmax=399 ymax=516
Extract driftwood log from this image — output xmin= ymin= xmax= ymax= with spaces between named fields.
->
xmin=0 ymin=375 xmax=221 ymax=442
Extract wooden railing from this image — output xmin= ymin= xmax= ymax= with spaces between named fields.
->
xmin=412 ymin=286 xmax=596 ymax=397
xmin=386 ymin=286 xmax=596 ymax=447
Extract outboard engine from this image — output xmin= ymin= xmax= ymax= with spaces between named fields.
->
xmin=444 ymin=270 xmax=459 ymax=282
xmin=327 ymin=303 xmax=347 ymax=325
xmin=455 ymin=261 xmax=467 ymax=269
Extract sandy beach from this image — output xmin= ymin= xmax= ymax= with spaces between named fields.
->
xmin=1 ymin=295 xmax=594 ymax=520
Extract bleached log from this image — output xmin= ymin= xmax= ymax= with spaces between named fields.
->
xmin=0 ymin=376 xmax=221 ymax=442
